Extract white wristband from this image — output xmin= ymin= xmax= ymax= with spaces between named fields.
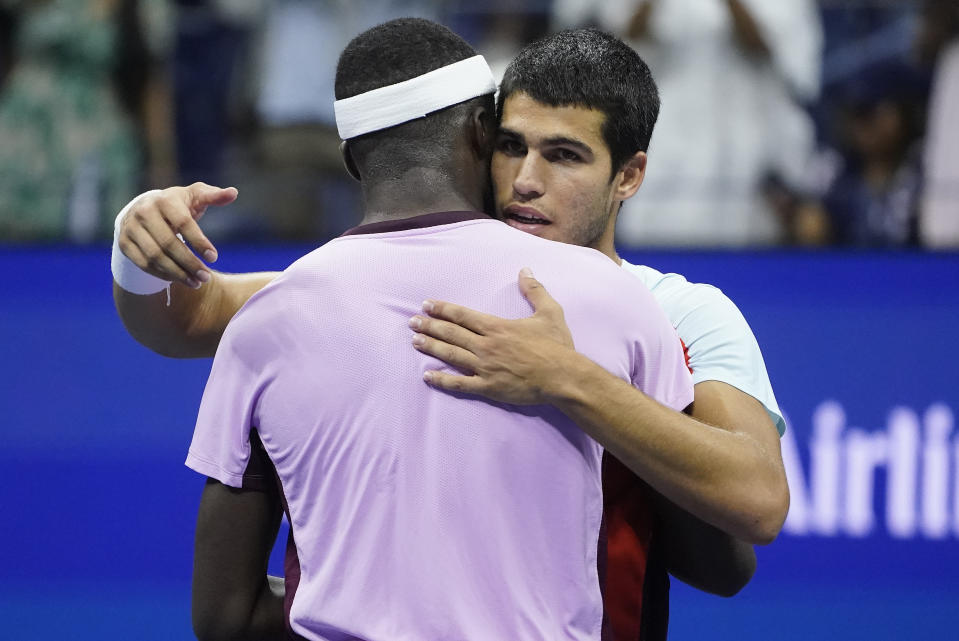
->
xmin=111 ymin=190 xmax=171 ymax=295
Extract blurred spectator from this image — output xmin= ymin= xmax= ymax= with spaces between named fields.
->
xmin=553 ymin=0 xmax=822 ymax=247
xmin=918 ymin=0 xmax=959 ymax=248
xmin=0 ymin=6 xmax=14 ymax=89
xmin=447 ymin=2 xmax=550 ymax=81
xmin=173 ymin=0 xmax=265 ymax=188
xmin=474 ymin=9 xmax=549 ymax=81
xmin=235 ymin=0 xmax=445 ymax=241
xmin=806 ymin=60 xmax=928 ymax=247
xmin=817 ymin=0 xmax=917 ymax=96
xmin=0 ymin=0 xmax=174 ymax=243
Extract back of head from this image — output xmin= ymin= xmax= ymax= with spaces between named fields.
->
xmin=499 ymin=29 xmax=660 ymax=173
xmin=335 ymin=18 xmax=494 ymax=181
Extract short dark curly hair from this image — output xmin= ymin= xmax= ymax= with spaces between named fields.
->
xmin=498 ymin=29 xmax=660 ymax=176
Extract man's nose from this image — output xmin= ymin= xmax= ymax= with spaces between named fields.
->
xmin=513 ymin=154 xmax=544 ymax=200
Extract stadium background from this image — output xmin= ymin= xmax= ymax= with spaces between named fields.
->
xmin=2 ymin=1 xmax=958 ymax=640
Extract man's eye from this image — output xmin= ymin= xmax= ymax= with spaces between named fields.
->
xmin=497 ymin=138 xmax=524 ymax=155
xmin=553 ymin=149 xmax=582 ymax=162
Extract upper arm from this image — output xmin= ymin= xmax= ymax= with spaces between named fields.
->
xmin=684 ymin=288 xmax=789 ymax=498
xmin=690 ymin=380 xmax=784 ymax=464
xmin=678 ymin=285 xmax=785 ymax=435
xmin=193 ymin=475 xmax=283 ymax=641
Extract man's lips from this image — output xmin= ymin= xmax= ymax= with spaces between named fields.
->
xmin=503 ymin=206 xmax=551 ymax=225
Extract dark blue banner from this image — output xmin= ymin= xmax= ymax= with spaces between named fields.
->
xmin=1 ymin=247 xmax=956 ymax=640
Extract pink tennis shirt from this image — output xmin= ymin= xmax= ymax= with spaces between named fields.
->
xmin=187 ymin=212 xmax=693 ymax=641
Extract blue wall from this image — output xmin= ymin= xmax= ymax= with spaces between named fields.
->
xmin=2 ymin=246 xmax=957 ymax=640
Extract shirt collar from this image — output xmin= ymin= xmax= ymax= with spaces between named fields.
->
xmin=340 ymin=211 xmax=491 ymax=237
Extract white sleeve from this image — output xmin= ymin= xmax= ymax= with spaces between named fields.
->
xmin=674 ymin=285 xmax=786 ymax=436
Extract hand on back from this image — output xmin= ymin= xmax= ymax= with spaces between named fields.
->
xmin=409 ymin=268 xmax=578 ymax=405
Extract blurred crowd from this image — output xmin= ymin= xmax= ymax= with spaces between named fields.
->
xmin=0 ymin=0 xmax=956 ymax=248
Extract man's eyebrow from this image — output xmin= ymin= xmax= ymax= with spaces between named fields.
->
xmin=497 ymin=126 xmax=595 ymax=157
xmin=542 ymin=136 xmax=594 ymax=156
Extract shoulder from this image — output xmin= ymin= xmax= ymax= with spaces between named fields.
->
xmin=622 ymin=263 xmax=755 ymax=359
xmin=621 ymin=260 xmax=734 ymax=323
xmin=621 ymin=261 xmax=785 ymax=434
xmin=220 ymin=250 xmax=330 ymax=353
xmin=546 ymin=249 xmax=660 ymax=315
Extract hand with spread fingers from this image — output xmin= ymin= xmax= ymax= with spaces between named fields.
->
xmin=116 ymin=182 xmax=238 ymax=289
xmin=409 ymin=267 xmax=580 ymax=405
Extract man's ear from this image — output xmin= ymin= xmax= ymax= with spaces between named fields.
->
xmin=469 ymin=104 xmax=495 ymax=160
xmin=340 ymin=141 xmax=361 ymax=181
xmin=614 ymin=151 xmax=648 ymax=202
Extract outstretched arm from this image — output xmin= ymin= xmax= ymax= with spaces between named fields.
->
xmin=111 ymin=184 xmax=278 ymax=358
xmin=409 ymin=269 xmax=789 ymax=546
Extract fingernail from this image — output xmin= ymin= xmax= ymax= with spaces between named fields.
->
xmin=520 ymin=267 xmax=534 ymax=278
xmin=408 ymin=316 xmax=422 ymax=329
xmin=412 ymin=334 xmax=425 ymax=346
xmin=422 ymin=300 xmax=434 ymax=313
xmin=196 ymin=270 xmax=211 ymax=283
xmin=423 ymin=371 xmax=434 ymax=383
xmin=204 ymin=250 xmax=218 ymax=263
xmin=186 ymin=277 xmax=201 ymax=289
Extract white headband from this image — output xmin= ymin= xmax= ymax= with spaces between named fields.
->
xmin=334 ymin=55 xmax=497 ymax=139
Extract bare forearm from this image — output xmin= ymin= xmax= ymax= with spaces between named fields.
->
xmin=549 ymin=353 xmax=784 ymax=543
xmin=113 ymin=271 xmax=277 ymax=358
xmin=656 ymin=494 xmax=755 ymax=596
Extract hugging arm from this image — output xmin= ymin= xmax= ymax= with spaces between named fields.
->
xmin=111 ymin=184 xmax=278 ymax=358
xmin=410 ymin=270 xmax=788 ymax=552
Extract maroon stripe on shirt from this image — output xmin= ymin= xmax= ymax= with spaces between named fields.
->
xmin=340 ymin=211 xmax=491 ymax=236
xmin=242 ymin=432 xmax=308 ymax=640
xmin=269 ymin=460 xmax=308 ymax=640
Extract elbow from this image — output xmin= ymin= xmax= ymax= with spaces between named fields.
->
xmin=126 ymin=317 xmax=216 ymax=359
xmin=699 ymin=541 xmax=757 ymax=597
xmin=193 ymin=616 xmax=246 ymax=641
xmin=113 ymin=282 xmax=216 ymax=359
xmin=714 ymin=555 xmax=756 ymax=597
xmin=192 ymin=599 xmax=252 ymax=641
xmin=743 ymin=476 xmax=790 ymax=546
xmin=192 ymin=618 xmax=231 ymax=641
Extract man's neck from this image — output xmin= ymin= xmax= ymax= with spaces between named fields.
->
xmin=591 ymin=221 xmax=621 ymax=265
xmin=359 ymin=169 xmax=486 ymax=225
